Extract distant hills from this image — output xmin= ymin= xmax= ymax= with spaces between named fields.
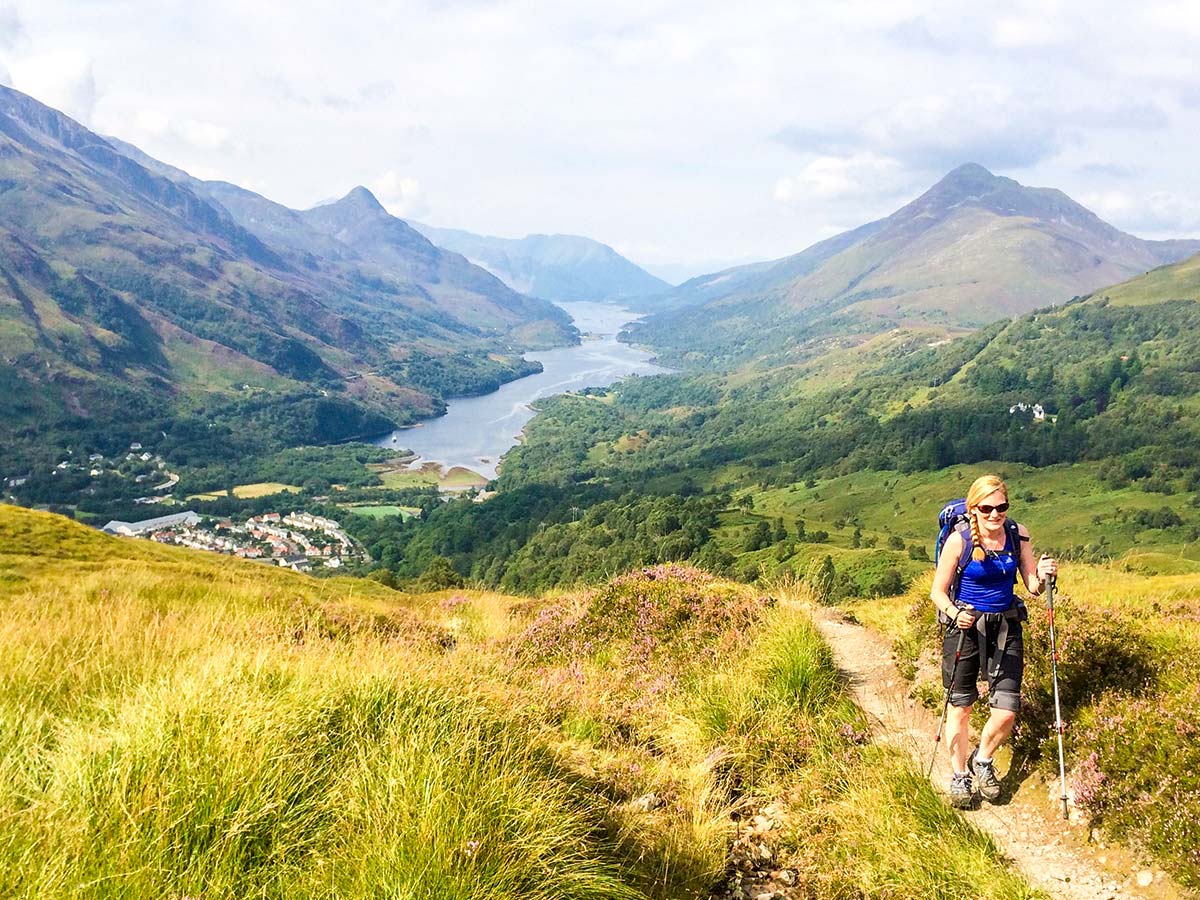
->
xmin=410 ymin=223 xmax=671 ymax=307
xmin=0 ymin=85 xmax=575 ymax=463
xmin=628 ymin=163 xmax=1200 ymax=363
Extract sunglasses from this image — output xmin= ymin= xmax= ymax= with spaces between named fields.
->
xmin=975 ymin=502 xmax=1009 ymax=515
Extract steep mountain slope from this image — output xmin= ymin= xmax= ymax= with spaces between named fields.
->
xmin=629 ymin=164 xmax=1200 ymax=364
xmin=0 ymin=86 xmax=573 ymax=463
xmin=300 ymin=192 xmax=571 ymax=340
xmin=411 ymin=223 xmax=671 ymax=306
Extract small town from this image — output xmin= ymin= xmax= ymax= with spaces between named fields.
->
xmin=3 ymin=442 xmax=181 ymax=504
xmin=102 ymin=510 xmax=366 ymax=572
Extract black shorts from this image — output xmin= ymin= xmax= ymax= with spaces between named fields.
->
xmin=941 ymin=616 xmax=1023 ymax=712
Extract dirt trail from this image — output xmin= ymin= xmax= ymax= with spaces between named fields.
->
xmin=811 ymin=605 xmax=1191 ymax=900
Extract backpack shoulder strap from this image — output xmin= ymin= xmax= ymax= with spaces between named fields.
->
xmin=1005 ymin=519 xmax=1023 ymax=584
xmin=1005 ymin=518 xmax=1021 ymax=546
xmin=949 ymin=521 xmax=973 ymax=601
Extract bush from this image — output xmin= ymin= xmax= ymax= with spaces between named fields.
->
xmin=1072 ymin=687 xmax=1200 ymax=888
xmin=511 ymin=565 xmax=769 ymax=675
xmin=805 ymin=556 xmax=837 ymax=605
xmin=1015 ymin=598 xmax=1157 ymax=759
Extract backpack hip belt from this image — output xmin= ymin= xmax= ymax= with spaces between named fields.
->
xmin=973 ymin=602 xmax=1027 ymax=679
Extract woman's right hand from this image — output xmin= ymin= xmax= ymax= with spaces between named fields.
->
xmin=953 ymin=607 xmax=976 ymax=629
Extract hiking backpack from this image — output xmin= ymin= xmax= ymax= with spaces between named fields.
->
xmin=935 ymin=498 xmax=1022 ymax=621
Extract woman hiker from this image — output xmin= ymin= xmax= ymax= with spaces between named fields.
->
xmin=929 ymin=474 xmax=1058 ymax=808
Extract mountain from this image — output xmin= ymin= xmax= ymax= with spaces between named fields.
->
xmin=103 ymin=136 xmax=574 ymax=341
xmin=628 ymin=163 xmax=1200 ymax=363
xmin=410 ymin=223 xmax=671 ymax=306
xmin=0 ymin=85 xmax=574 ymax=464
xmin=299 ymin=193 xmax=572 ymax=338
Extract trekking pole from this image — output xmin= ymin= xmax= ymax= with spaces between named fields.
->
xmin=928 ymin=618 xmax=968 ymax=779
xmin=1045 ymin=573 xmax=1069 ymax=820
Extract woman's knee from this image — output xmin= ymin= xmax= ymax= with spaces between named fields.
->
xmin=987 ymin=707 xmax=1017 ymax=729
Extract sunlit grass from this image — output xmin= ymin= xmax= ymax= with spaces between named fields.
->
xmin=0 ymin=506 xmax=1050 ymax=898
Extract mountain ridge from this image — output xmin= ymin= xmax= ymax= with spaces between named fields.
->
xmin=628 ymin=163 xmax=1200 ymax=364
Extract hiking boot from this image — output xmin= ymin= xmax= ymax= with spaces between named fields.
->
xmin=948 ymin=772 xmax=974 ymax=809
xmin=969 ymin=748 xmax=1002 ymax=802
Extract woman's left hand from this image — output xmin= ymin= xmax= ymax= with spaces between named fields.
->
xmin=1037 ymin=554 xmax=1058 ymax=581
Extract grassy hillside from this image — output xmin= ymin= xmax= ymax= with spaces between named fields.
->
xmin=0 ymin=504 xmax=1041 ymax=898
xmin=1099 ymin=251 xmax=1200 ymax=306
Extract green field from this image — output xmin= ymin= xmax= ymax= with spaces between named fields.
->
xmin=378 ymin=465 xmax=487 ymax=491
xmin=343 ymin=504 xmax=422 ymax=520
xmin=189 ymin=482 xmax=303 ymax=501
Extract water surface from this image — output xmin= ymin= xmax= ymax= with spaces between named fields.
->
xmin=375 ymin=301 xmax=669 ymax=480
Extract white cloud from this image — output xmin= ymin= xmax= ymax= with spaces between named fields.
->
xmin=1080 ymin=187 xmax=1200 ymax=237
xmin=1142 ymin=1 xmax=1200 ymax=39
xmin=8 ymin=49 xmax=97 ymax=122
xmin=133 ymin=108 xmax=170 ymax=137
xmin=371 ymin=171 xmax=428 ymax=219
xmin=775 ymin=153 xmax=904 ymax=203
xmin=992 ymin=15 xmax=1064 ymax=48
xmin=0 ymin=3 xmax=26 ymax=50
xmin=124 ymin=108 xmax=238 ymax=158
xmin=177 ymin=119 xmax=231 ymax=151
xmin=1078 ymin=189 xmax=1134 ymax=219
xmin=862 ymin=85 xmax=1064 ymax=170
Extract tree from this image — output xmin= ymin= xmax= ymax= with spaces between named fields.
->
xmin=870 ymin=567 xmax=905 ymax=597
xmin=772 ymin=517 xmax=788 ymax=543
xmin=366 ymin=568 xmax=396 ymax=588
xmin=417 ymin=556 xmax=463 ymax=591
xmin=745 ymin=520 xmax=772 ymax=551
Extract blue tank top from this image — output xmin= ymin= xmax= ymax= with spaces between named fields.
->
xmin=956 ymin=532 xmax=1018 ymax=613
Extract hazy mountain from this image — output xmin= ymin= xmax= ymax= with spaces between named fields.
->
xmin=0 ymin=85 xmax=574 ymax=459
xmin=629 ymin=163 xmax=1200 ymax=363
xmin=411 ymin=223 xmax=671 ymax=306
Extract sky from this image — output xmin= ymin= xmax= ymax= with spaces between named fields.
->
xmin=2 ymin=1 xmax=1198 ymax=283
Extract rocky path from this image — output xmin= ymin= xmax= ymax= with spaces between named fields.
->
xmin=811 ymin=605 xmax=1188 ymax=900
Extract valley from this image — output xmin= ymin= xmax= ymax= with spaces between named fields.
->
xmin=4 ymin=74 xmax=1200 ymax=900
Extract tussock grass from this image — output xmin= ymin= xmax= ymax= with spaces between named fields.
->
xmin=0 ymin=509 xmax=637 ymax=900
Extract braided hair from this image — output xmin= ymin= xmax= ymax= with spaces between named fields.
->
xmin=966 ymin=474 xmax=1008 ymax=562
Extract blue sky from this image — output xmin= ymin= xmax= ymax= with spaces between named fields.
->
xmin=2 ymin=1 xmax=1198 ymax=282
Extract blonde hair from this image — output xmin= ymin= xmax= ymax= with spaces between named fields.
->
xmin=966 ymin=474 xmax=1008 ymax=562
